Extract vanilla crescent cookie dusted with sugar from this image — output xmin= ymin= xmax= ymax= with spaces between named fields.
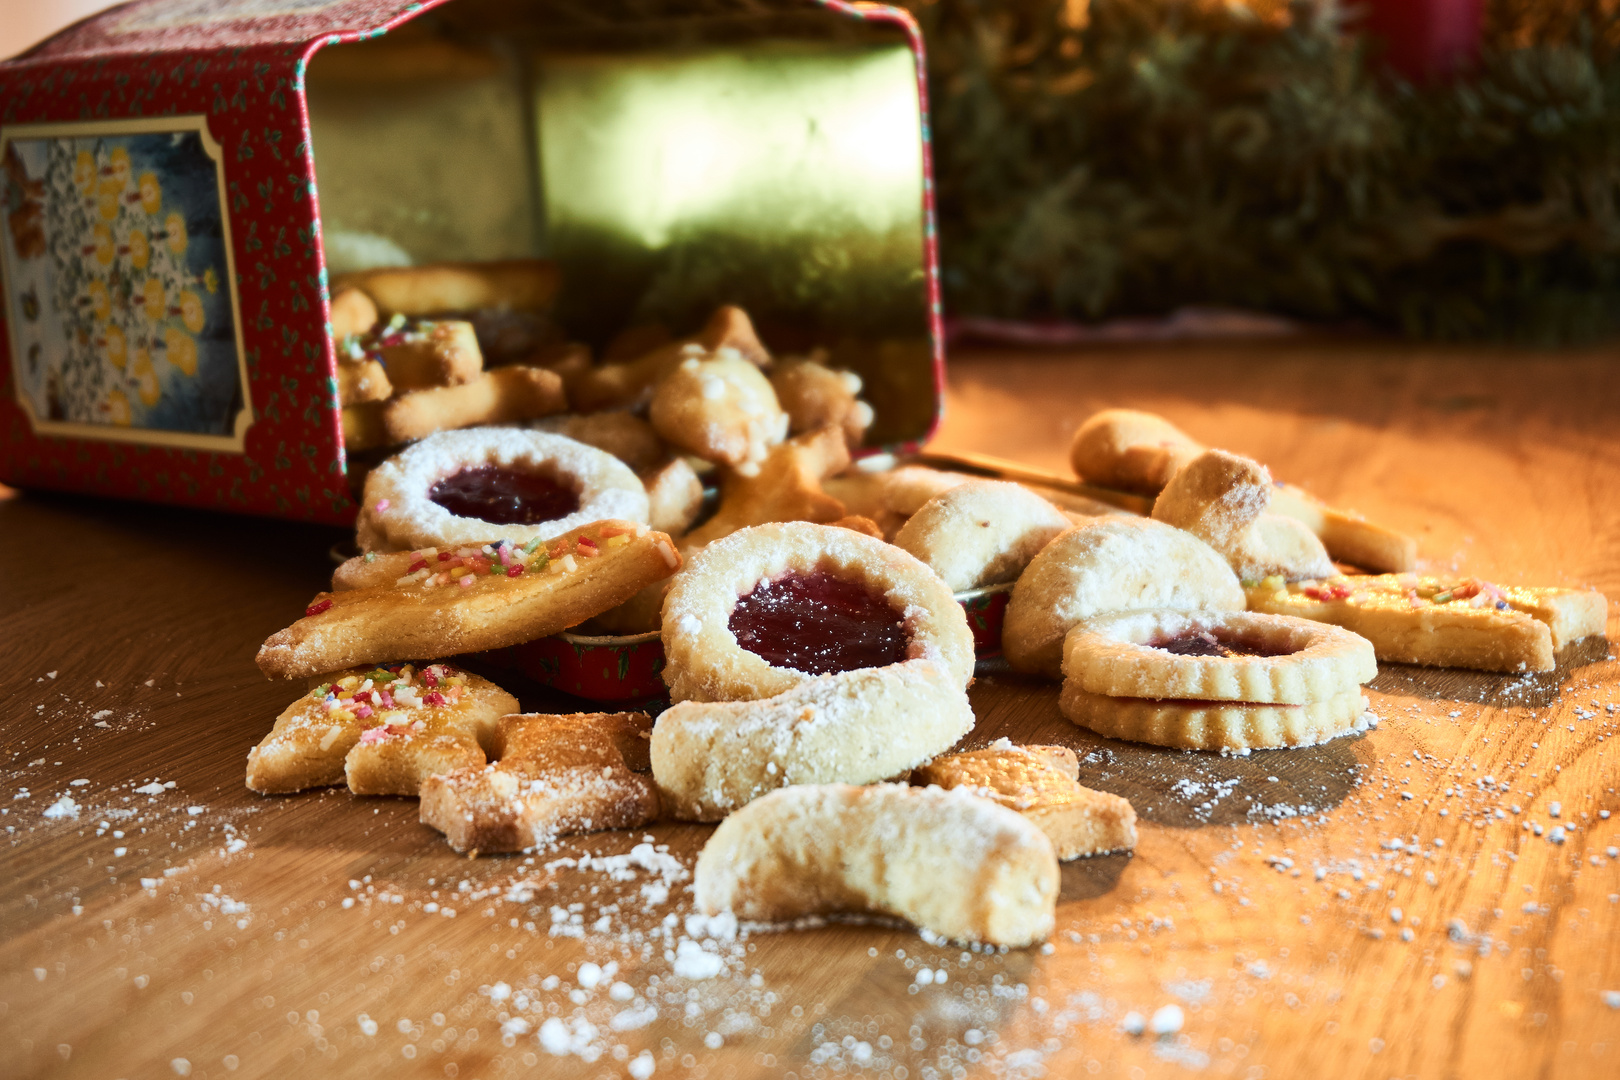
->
xmin=358 ymin=428 xmax=648 ymax=553
xmin=694 ymin=783 xmax=1059 ymax=947
xmin=660 ymin=521 xmax=975 ymax=704
xmin=893 ymin=479 xmax=1072 ymax=592
xmin=1002 ymin=516 xmax=1246 ymax=678
xmin=1059 ymin=608 xmax=1378 ymax=752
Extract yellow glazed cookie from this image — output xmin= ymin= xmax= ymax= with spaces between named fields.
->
xmin=259 ymin=521 xmax=680 ymax=679
xmin=694 ymin=783 xmax=1059 ymax=947
xmin=1244 ymin=574 xmax=1608 ymax=673
xmin=1002 ymin=517 xmax=1245 ymax=678
xmin=913 ymin=741 xmax=1137 ymax=859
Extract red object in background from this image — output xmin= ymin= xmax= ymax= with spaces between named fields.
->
xmin=1360 ymin=0 xmax=1483 ymax=81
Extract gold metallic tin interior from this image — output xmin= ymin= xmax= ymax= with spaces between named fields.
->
xmin=305 ymin=1 xmax=935 ymax=446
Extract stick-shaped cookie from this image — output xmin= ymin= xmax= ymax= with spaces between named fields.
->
xmin=246 ymin=663 xmax=517 ymax=795
xmin=420 ymin=711 xmax=659 ymax=853
xmin=257 ymin=521 xmax=681 ymax=679
xmin=333 ymin=258 xmax=560 ymax=316
xmin=913 ymin=741 xmax=1137 ymax=859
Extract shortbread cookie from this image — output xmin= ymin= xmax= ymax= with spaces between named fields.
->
xmin=913 ymin=741 xmax=1137 ymax=859
xmin=333 ymin=258 xmax=560 ymax=317
xmin=334 ymin=354 xmax=392 ymax=406
xmin=1151 ymin=449 xmax=1334 ymax=582
xmin=1267 ymin=484 xmax=1417 ymax=573
xmin=650 ymin=352 xmax=788 ymax=471
xmin=535 ymin=411 xmax=668 ymax=475
xmin=419 ymin=711 xmax=659 ymax=853
xmin=359 ymin=428 xmax=648 ymax=553
xmin=1061 ymin=684 xmax=1373 ymax=752
xmin=641 ymin=457 xmax=705 ymax=538
xmin=1064 ymin=608 xmax=1376 ymax=703
xmin=662 ymin=520 xmax=974 ymax=704
xmin=257 ymin=520 xmax=680 ymax=679
xmin=894 ymin=480 xmax=1071 ymax=592
xmin=566 ymin=305 xmax=769 ymax=412
xmin=769 ymin=357 xmax=874 ymax=449
xmin=246 ymin=663 xmax=515 ymax=795
xmin=1245 ymin=574 xmax=1608 ymax=673
xmin=1069 ymin=408 xmax=1205 ymax=494
xmin=881 ymin=465 xmax=977 ymax=518
xmin=1003 ymin=517 xmax=1245 ymax=678
xmin=651 ymin=659 xmax=975 ymax=820
xmin=694 ymin=783 xmax=1058 ymax=947
xmin=367 ymin=317 xmax=483 ymax=391
xmin=381 ymin=365 xmax=566 ymax=444
xmin=329 ymin=286 xmax=379 ymax=339
xmin=679 ymin=425 xmax=850 ymax=551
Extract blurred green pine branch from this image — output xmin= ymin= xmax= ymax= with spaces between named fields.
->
xmin=908 ymin=0 xmax=1620 ymax=342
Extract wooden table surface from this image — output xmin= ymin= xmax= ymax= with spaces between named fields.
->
xmin=4 ymin=340 xmax=1619 ymax=1080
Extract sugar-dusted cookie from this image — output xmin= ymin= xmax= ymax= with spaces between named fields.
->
xmin=1002 ymin=517 xmax=1245 ymax=678
xmin=1245 ymin=574 xmax=1608 ymax=673
xmin=769 ymin=356 xmax=874 ymax=450
xmin=381 ymin=366 xmax=567 ymax=445
xmin=649 ymin=351 xmax=788 ymax=472
xmin=246 ymin=663 xmax=516 ymax=795
xmin=1151 ymin=449 xmax=1334 ymax=582
xmin=893 ymin=479 xmax=1071 ymax=592
xmin=913 ymin=740 xmax=1136 ymax=859
xmin=650 ymin=659 xmax=976 ymax=820
xmin=1063 ymin=609 xmax=1377 ymax=704
xmin=419 ymin=711 xmax=659 ymax=853
xmin=258 ymin=520 xmax=680 ymax=679
xmin=565 ymin=305 xmax=769 ymax=413
xmin=1069 ymin=408 xmax=1204 ymax=494
xmin=333 ymin=258 xmax=560 ymax=317
xmin=678 ymin=426 xmax=850 ymax=551
xmin=661 ymin=520 xmax=974 ymax=704
xmin=694 ymin=783 xmax=1059 ymax=947
xmin=359 ymin=428 xmax=648 ymax=553
xmin=640 ymin=457 xmax=705 ymax=539
xmin=1267 ymin=484 xmax=1417 ymax=573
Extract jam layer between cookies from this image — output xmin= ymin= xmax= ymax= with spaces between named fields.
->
xmin=428 ymin=465 xmax=581 ymax=525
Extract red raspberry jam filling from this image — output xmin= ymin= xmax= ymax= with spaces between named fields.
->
xmin=729 ymin=570 xmax=908 ymax=675
xmin=1150 ymin=630 xmax=1296 ymax=659
xmin=428 ymin=465 xmax=580 ymax=526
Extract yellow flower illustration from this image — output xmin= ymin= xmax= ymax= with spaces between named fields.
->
xmin=128 ymin=229 xmax=150 ymax=271
xmin=165 ymin=326 xmax=198 ymax=376
xmin=139 ymin=171 xmax=162 ymax=215
xmin=105 ymin=389 xmax=132 ymax=426
xmin=97 ymin=189 xmax=120 ymax=222
xmin=87 ymin=279 xmax=110 ymax=322
xmin=203 ymin=266 xmax=219 ymax=294
xmin=74 ymin=150 xmax=96 ymax=194
xmin=104 ymin=324 xmax=127 ymax=370
xmin=142 ymin=277 xmax=167 ymax=322
xmin=164 ymin=211 xmax=188 ymax=256
xmin=103 ymin=146 xmax=131 ymax=194
xmin=93 ymin=224 xmax=116 ymax=267
xmin=178 ymin=289 xmax=205 ymax=334
xmin=132 ymin=347 xmax=161 ymax=407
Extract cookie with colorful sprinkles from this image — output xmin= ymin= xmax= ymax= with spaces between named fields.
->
xmin=246 ymin=663 xmax=517 ymax=796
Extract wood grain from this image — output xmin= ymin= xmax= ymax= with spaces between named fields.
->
xmin=3 ymin=339 xmax=1618 ymax=1080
